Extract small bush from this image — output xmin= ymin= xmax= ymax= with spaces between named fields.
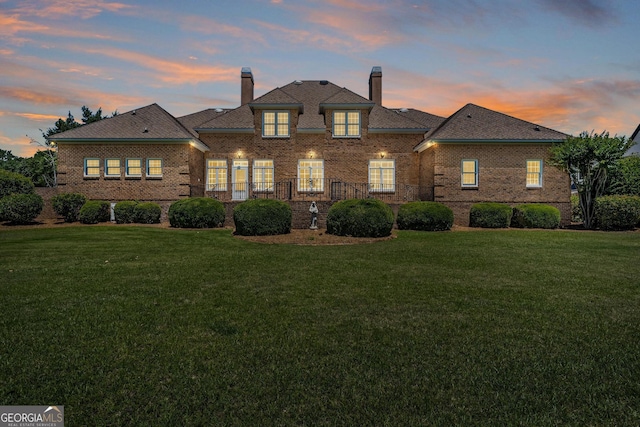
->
xmin=134 ymin=202 xmax=162 ymax=224
xmin=79 ymin=200 xmax=111 ymax=224
xmin=52 ymin=193 xmax=87 ymax=222
xmin=326 ymin=199 xmax=394 ymax=237
xmin=233 ymin=199 xmax=292 ymax=236
xmin=168 ymin=197 xmax=225 ymax=228
xmin=469 ymin=203 xmax=513 ymax=228
xmin=0 ymin=193 xmax=43 ymax=224
xmin=114 ymin=201 xmax=138 ymax=224
xmin=0 ymin=169 xmax=34 ymax=198
xmin=397 ymin=201 xmax=453 ymax=231
xmin=511 ymin=204 xmax=561 ymax=229
xmin=571 ymin=194 xmax=582 ymax=223
xmin=594 ymin=195 xmax=640 ymax=231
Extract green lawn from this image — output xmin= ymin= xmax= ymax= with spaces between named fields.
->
xmin=1 ymin=227 xmax=639 ymax=426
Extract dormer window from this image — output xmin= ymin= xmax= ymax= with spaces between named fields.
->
xmin=263 ymin=111 xmax=289 ymax=137
xmin=333 ymin=111 xmax=360 ymax=137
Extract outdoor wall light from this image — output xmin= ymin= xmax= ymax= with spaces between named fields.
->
xmin=379 ymin=152 xmax=386 ymax=159
xmin=308 ymin=151 xmax=315 ymax=159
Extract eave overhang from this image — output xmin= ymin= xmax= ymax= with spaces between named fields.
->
xmin=414 ymin=138 xmax=566 ymax=153
xmin=319 ymin=102 xmax=375 ymax=113
xmin=248 ymin=103 xmax=304 ymax=113
xmin=51 ymin=138 xmax=210 ymax=152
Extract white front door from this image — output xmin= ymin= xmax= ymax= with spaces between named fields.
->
xmin=232 ymin=160 xmax=249 ymax=200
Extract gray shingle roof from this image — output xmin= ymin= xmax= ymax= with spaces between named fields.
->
xmin=178 ymin=108 xmax=230 ymax=136
xmin=49 ymin=103 xmax=198 ymax=141
xmin=423 ymin=104 xmax=567 ymax=141
xmin=198 ymin=80 xmax=435 ymax=132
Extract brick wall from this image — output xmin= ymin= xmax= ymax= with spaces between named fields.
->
xmin=421 ymin=143 xmax=571 ymax=226
xmin=57 ymin=143 xmax=192 ymax=202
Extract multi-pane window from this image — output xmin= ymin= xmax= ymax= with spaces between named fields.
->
xmin=207 ymin=159 xmax=227 ymax=191
xmin=105 ymin=158 xmax=121 ymax=177
xmin=126 ymin=158 xmax=142 ymax=177
xmin=263 ymin=111 xmax=290 ymax=137
xmin=461 ymin=159 xmax=478 ymax=187
xmin=147 ymin=158 xmax=163 ymax=177
xmin=298 ymin=160 xmax=324 ymax=192
xmin=526 ymin=160 xmax=543 ymax=187
xmin=369 ymin=160 xmax=395 ymax=192
xmin=84 ymin=158 xmax=100 ymax=177
xmin=333 ymin=111 xmax=360 ymax=137
xmin=253 ymin=160 xmax=274 ymax=192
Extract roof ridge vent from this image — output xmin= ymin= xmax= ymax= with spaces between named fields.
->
xmin=399 ymin=108 xmax=409 ymax=113
xmin=319 ymin=80 xmax=329 ymax=85
xmin=132 ymin=110 xmax=136 ymax=115
xmin=215 ymin=108 xmax=224 ymax=112
xmin=294 ymin=80 xmax=303 ymax=85
xmin=534 ymin=126 xmax=541 ymax=131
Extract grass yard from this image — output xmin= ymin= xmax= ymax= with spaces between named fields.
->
xmin=1 ymin=227 xmax=639 ymax=426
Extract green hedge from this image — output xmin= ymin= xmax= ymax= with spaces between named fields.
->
xmin=168 ymin=197 xmax=225 ymax=228
xmin=233 ymin=199 xmax=292 ymax=236
xmin=114 ymin=201 xmax=138 ymax=224
xmin=511 ymin=204 xmax=561 ymax=229
xmin=0 ymin=169 xmax=34 ymax=198
xmin=134 ymin=202 xmax=162 ymax=224
xmin=326 ymin=199 xmax=394 ymax=237
xmin=52 ymin=193 xmax=87 ymax=223
xmin=79 ymin=200 xmax=111 ymax=224
xmin=594 ymin=195 xmax=640 ymax=231
xmin=469 ymin=203 xmax=513 ymax=228
xmin=397 ymin=201 xmax=453 ymax=231
xmin=0 ymin=193 xmax=43 ymax=224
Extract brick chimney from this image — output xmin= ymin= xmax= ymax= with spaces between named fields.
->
xmin=241 ymin=67 xmax=254 ymax=105
xmin=369 ymin=66 xmax=382 ymax=105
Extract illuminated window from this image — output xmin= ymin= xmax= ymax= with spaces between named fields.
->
xmin=526 ymin=160 xmax=543 ymax=187
xmin=147 ymin=158 xmax=163 ymax=177
xmin=207 ymin=159 xmax=227 ymax=191
xmin=126 ymin=158 xmax=142 ymax=177
xmin=369 ymin=160 xmax=395 ymax=192
xmin=461 ymin=159 xmax=478 ymax=187
xmin=333 ymin=111 xmax=360 ymax=137
xmin=298 ymin=160 xmax=324 ymax=192
xmin=253 ymin=160 xmax=274 ymax=192
xmin=263 ymin=111 xmax=290 ymax=137
xmin=105 ymin=158 xmax=120 ymax=177
xmin=84 ymin=158 xmax=100 ymax=177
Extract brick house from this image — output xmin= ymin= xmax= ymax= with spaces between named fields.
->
xmin=49 ymin=67 xmax=570 ymax=226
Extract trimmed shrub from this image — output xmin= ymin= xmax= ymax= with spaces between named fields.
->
xmin=114 ymin=201 xmax=138 ymax=224
xmin=469 ymin=203 xmax=513 ymax=228
xmin=326 ymin=199 xmax=394 ymax=237
xmin=0 ymin=169 xmax=34 ymax=198
xmin=79 ymin=200 xmax=110 ymax=224
xmin=571 ymin=194 xmax=582 ymax=223
xmin=594 ymin=195 xmax=640 ymax=231
xmin=134 ymin=202 xmax=162 ymax=224
xmin=397 ymin=201 xmax=453 ymax=231
xmin=511 ymin=204 xmax=561 ymax=229
xmin=52 ymin=193 xmax=87 ymax=223
xmin=168 ymin=197 xmax=225 ymax=228
xmin=0 ymin=193 xmax=43 ymax=224
xmin=233 ymin=199 xmax=292 ymax=236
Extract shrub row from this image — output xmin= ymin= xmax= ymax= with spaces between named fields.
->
xmin=233 ymin=199 xmax=291 ymax=236
xmin=169 ymin=197 xmax=225 ymax=228
xmin=594 ymin=195 xmax=640 ymax=231
xmin=470 ymin=203 xmax=560 ymax=229
xmin=114 ymin=201 xmax=161 ymax=224
xmin=326 ymin=199 xmax=394 ymax=237
xmin=0 ymin=170 xmax=41 ymax=224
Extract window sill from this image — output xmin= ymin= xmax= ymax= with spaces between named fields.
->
xmin=83 ymin=176 xmax=100 ymax=180
xmin=125 ymin=176 xmax=142 ymax=180
xmin=105 ymin=176 xmax=121 ymax=180
xmin=461 ymin=186 xmax=479 ymax=190
xmin=526 ymin=186 xmax=542 ymax=190
xmin=146 ymin=176 xmax=163 ymax=180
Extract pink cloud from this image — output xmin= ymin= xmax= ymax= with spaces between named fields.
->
xmin=11 ymin=0 xmax=136 ymax=19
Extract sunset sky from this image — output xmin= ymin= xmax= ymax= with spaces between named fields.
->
xmin=1 ymin=0 xmax=639 ymax=157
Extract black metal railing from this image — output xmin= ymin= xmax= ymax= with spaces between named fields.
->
xmin=191 ymin=179 xmax=425 ymax=203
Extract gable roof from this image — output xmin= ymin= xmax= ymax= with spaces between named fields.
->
xmin=415 ymin=103 xmax=566 ymax=151
xmin=177 ymin=108 xmax=230 ymax=135
xmin=48 ymin=103 xmax=208 ymax=151
xmin=197 ymin=80 xmax=434 ymax=133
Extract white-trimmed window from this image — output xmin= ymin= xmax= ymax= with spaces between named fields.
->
xmin=526 ymin=160 xmax=543 ymax=187
xmin=298 ymin=160 xmax=324 ymax=192
xmin=253 ymin=160 xmax=274 ymax=192
xmin=146 ymin=158 xmax=163 ymax=178
xmin=263 ymin=111 xmax=290 ymax=137
xmin=369 ymin=160 xmax=395 ymax=192
xmin=84 ymin=158 xmax=100 ymax=177
xmin=126 ymin=158 xmax=142 ymax=177
xmin=207 ymin=159 xmax=227 ymax=191
xmin=333 ymin=111 xmax=360 ymax=137
xmin=105 ymin=158 xmax=121 ymax=177
xmin=461 ymin=159 xmax=478 ymax=187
